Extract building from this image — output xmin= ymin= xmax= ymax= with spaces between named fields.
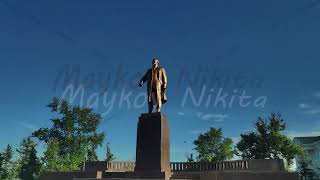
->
xmin=294 ymin=136 xmax=320 ymax=179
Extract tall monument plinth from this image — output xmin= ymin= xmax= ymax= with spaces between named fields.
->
xmin=134 ymin=112 xmax=171 ymax=179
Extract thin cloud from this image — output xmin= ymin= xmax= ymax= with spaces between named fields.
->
xmin=304 ymin=108 xmax=320 ymax=115
xmin=298 ymin=91 xmax=320 ymax=116
xmin=298 ymin=103 xmax=310 ymax=109
xmin=313 ymin=91 xmax=320 ymax=98
xmin=188 ymin=130 xmax=205 ymax=135
xmin=196 ymin=112 xmax=203 ymax=119
xmin=14 ymin=120 xmax=38 ymax=131
xmin=197 ymin=112 xmax=228 ymax=122
xmin=299 ymin=104 xmax=320 ymax=116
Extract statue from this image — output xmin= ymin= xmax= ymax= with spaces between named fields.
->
xmin=139 ymin=58 xmax=167 ymax=113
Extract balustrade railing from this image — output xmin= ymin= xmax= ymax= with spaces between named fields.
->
xmin=106 ymin=161 xmax=135 ymax=172
xmin=170 ymin=160 xmax=249 ymax=171
xmin=106 ymin=160 xmax=249 ymax=172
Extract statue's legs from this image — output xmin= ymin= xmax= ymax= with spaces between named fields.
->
xmin=155 ymin=83 xmax=162 ymax=112
xmin=148 ymin=101 xmax=153 ymax=113
xmin=148 ymin=82 xmax=162 ymax=113
xmin=148 ymin=91 xmax=156 ymax=113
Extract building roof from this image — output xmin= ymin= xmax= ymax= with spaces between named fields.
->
xmin=294 ymin=136 xmax=320 ymax=144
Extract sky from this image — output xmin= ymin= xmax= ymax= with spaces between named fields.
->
xmin=0 ymin=0 xmax=320 ymax=161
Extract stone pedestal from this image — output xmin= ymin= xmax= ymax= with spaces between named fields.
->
xmin=134 ymin=113 xmax=171 ymax=179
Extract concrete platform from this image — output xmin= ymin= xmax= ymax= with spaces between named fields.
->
xmin=200 ymin=171 xmax=299 ymax=180
xmin=41 ymin=170 xmax=299 ymax=180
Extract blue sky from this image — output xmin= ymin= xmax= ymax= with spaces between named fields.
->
xmin=0 ymin=0 xmax=320 ymax=161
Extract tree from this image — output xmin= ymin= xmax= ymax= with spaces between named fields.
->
xmin=17 ymin=137 xmax=42 ymax=180
xmin=193 ymin=127 xmax=233 ymax=162
xmin=185 ymin=153 xmax=194 ymax=162
xmin=87 ymin=144 xmax=98 ymax=162
xmin=42 ymin=140 xmax=61 ymax=171
xmin=0 ymin=153 xmax=3 ymax=177
xmin=236 ymin=113 xmax=302 ymax=164
xmin=0 ymin=145 xmax=14 ymax=179
xmin=43 ymin=139 xmax=86 ymax=172
xmin=105 ymin=143 xmax=115 ymax=162
xmin=32 ymin=98 xmax=105 ymax=171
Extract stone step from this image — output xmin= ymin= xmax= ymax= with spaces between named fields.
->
xmin=74 ymin=179 xmax=198 ymax=180
xmin=170 ymin=172 xmax=201 ymax=179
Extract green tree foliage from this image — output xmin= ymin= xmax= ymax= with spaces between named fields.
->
xmin=236 ymin=113 xmax=302 ymax=164
xmin=42 ymin=139 xmax=86 ymax=172
xmin=17 ymin=137 xmax=42 ymax=180
xmin=87 ymin=144 xmax=98 ymax=162
xmin=42 ymin=140 xmax=61 ymax=171
xmin=0 ymin=145 xmax=14 ymax=179
xmin=32 ymin=98 xmax=105 ymax=171
xmin=105 ymin=143 xmax=115 ymax=162
xmin=0 ymin=154 xmax=3 ymax=177
xmin=193 ymin=127 xmax=234 ymax=162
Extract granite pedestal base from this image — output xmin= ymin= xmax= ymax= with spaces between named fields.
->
xmin=134 ymin=113 xmax=171 ymax=179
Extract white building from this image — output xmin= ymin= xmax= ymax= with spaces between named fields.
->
xmin=294 ymin=136 xmax=320 ymax=179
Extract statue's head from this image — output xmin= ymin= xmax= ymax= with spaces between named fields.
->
xmin=152 ymin=58 xmax=159 ymax=68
